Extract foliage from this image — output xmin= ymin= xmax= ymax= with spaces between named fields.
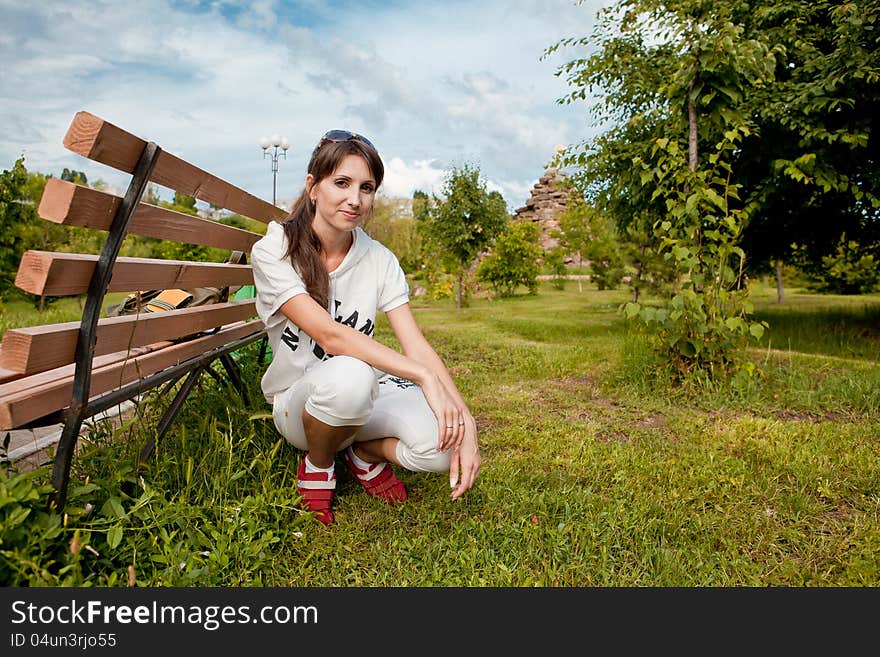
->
xmin=0 ymin=158 xmax=37 ymax=299
xmin=568 ymin=201 xmax=624 ymax=291
xmin=544 ymin=246 xmax=569 ymax=290
xmin=476 ymin=220 xmax=542 ymax=297
xmin=169 ymin=192 xmax=198 ymax=215
xmin=624 ymin=129 xmax=768 ymax=378
xmin=362 ymin=197 xmax=423 ymax=273
xmin=550 ymin=0 xmax=775 ymax=379
xmin=0 ymin=468 xmax=76 ymax=585
xmin=417 ymin=245 xmax=456 ymax=301
xmin=552 ymin=0 xmax=880 ymax=289
xmin=735 ymin=0 xmax=880 ymax=274
xmin=160 ymin=242 xmax=226 ymax=262
xmin=60 ymin=168 xmax=88 ymax=185
xmin=793 ymin=235 xmax=880 ymax=295
xmin=1 ymin=345 xmax=306 ymax=586
xmin=418 ymin=164 xmax=509 ymax=307
xmin=555 ymin=189 xmax=590 ymax=275
xmin=219 ymin=213 xmax=269 ymax=236
xmin=619 ymin=221 xmax=678 ymax=302
xmin=0 ymin=157 xmax=69 ymax=305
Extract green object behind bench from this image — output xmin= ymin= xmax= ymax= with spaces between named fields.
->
xmin=234 ymin=285 xmax=273 ymax=362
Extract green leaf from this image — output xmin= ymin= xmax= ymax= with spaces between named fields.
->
xmin=705 ymin=188 xmax=726 ymax=210
xmin=725 ymin=317 xmax=746 ymax=332
xmin=678 ymin=340 xmax=697 ymax=357
xmin=107 ymin=525 xmax=123 ymax=550
xmin=102 ymin=497 xmax=126 ymax=520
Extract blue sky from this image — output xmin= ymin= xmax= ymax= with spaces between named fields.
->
xmin=0 ymin=0 xmax=606 ymax=211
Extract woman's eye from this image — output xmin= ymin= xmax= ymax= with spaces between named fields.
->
xmin=335 ymin=179 xmax=349 ymax=187
xmin=362 ymin=185 xmax=375 ymax=193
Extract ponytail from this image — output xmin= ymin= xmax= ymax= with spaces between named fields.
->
xmin=282 ymin=192 xmax=330 ymax=310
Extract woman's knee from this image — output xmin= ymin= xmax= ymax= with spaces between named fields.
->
xmin=397 ymin=442 xmax=451 ymax=473
xmin=308 ymin=356 xmax=378 ymax=425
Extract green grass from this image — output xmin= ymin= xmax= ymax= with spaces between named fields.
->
xmin=2 ymin=282 xmax=879 ymax=586
xmin=0 ymin=292 xmax=130 ymax=335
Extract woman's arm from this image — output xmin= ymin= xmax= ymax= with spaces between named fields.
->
xmin=279 ymin=293 xmax=460 ymax=452
xmin=385 ymin=303 xmax=481 ymax=500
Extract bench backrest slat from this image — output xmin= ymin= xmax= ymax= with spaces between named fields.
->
xmin=0 ymin=300 xmax=256 ymax=375
xmin=1 ymin=111 xmax=279 ymax=507
xmin=16 ymin=251 xmax=254 ymax=297
xmin=0 ymin=343 xmax=167 ymax=399
xmin=64 ymin=111 xmax=286 ymax=223
xmin=0 ymin=321 xmax=263 ymax=431
xmin=38 ymin=179 xmax=264 ymax=252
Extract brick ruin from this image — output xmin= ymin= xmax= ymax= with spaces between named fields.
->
xmin=513 ymin=167 xmax=579 ymax=258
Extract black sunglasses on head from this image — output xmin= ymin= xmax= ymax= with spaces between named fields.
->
xmin=312 ymin=129 xmax=376 ymax=156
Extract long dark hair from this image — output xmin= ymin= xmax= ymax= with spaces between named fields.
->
xmin=283 ymin=137 xmax=384 ymax=310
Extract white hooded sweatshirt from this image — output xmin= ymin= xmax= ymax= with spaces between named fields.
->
xmin=250 ymin=221 xmax=410 ymax=404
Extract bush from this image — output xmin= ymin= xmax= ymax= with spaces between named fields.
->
xmin=813 ymin=236 xmax=880 ymax=294
xmin=545 ymin=246 xmax=568 ymax=290
xmin=476 ymin=222 xmax=542 ymax=297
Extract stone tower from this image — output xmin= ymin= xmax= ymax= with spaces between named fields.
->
xmin=513 ymin=167 xmax=578 ymax=255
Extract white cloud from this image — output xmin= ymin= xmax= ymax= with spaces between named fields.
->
xmin=381 ymin=157 xmax=447 ymax=199
xmin=1 ymin=0 xmax=606 ymax=210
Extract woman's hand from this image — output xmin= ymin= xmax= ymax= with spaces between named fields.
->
xmin=450 ymin=414 xmax=481 ymax=500
xmin=420 ymin=373 xmax=470 ymax=452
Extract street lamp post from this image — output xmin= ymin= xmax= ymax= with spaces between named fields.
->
xmin=260 ymin=133 xmax=290 ymax=206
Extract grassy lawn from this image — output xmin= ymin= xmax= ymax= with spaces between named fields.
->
xmin=2 ymin=281 xmax=879 ymax=586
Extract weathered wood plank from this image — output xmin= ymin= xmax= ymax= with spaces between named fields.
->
xmin=38 ymin=179 xmax=263 ymax=251
xmin=15 ymin=251 xmax=255 ymax=297
xmin=0 ymin=362 xmax=22 ymax=386
xmin=0 ymin=300 xmax=258 ymax=374
xmin=63 ymin=111 xmax=287 ymax=224
xmin=0 ymin=343 xmax=168 ymax=398
xmin=0 ymin=321 xmax=264 ymax=430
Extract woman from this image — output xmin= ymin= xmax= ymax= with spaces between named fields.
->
xmin=251 ymin=129 xmax=481 ymax=525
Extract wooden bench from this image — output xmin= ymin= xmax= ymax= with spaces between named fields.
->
xmin=0 ymin=111 xmax=287 ymax=509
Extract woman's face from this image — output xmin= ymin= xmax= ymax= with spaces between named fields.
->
xmin=308 ymin=154 xmax=377 ymax=236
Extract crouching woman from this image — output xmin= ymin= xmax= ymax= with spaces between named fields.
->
xmin=250 ymin=129 xmax=481 ymax=525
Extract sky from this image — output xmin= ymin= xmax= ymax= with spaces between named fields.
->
xmin=0 ymin=0 xmax=608 ymax=213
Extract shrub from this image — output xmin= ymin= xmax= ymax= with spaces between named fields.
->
xmin=545 ymin=246 xmax=568 ymax=290
xmin=476 ymin=222 xmax=542 ymax=297
xmin=813 ymin=236 xmax=880 ymax=294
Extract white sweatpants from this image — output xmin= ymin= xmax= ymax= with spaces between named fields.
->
xmin=271 ymin=355 xmax=450 ymax=473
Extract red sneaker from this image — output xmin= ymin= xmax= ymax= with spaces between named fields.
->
xmin=341 ymin=448 xmax=407 ymax=504
xmin=296 ymin=459 xmax=336 ymax=525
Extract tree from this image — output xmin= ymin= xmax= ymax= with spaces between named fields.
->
xmin=476 ymin=220 xmax=542 ymax=297
xmin=551 ymin=1 xmax=880 ymax=312
xmin=544 ymin=246 xmax=569 ymax=290
xmin=168 ymin=192 xmax=198 ymax=215
xmin=0 ymin=158 xmax=36 ymax=299
xmin=60 ymin=168 xmax=88 ymax=185
xmin=412 ymin=189 xmax=430 ymax=223
xmin=418 ymin=164 xmax=509 ymax=307
xmin=582 ymin=212 xmax=624 ymax=290
xmin=732 ymin=0 xmax=880 ymax=299
xmin=362 ymin=197 xmax=423 ymax=274
xmin=555 ymin=193 xmax=590 ymax=292
xmin=550 ymin=0 xmax=772 ymax=379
